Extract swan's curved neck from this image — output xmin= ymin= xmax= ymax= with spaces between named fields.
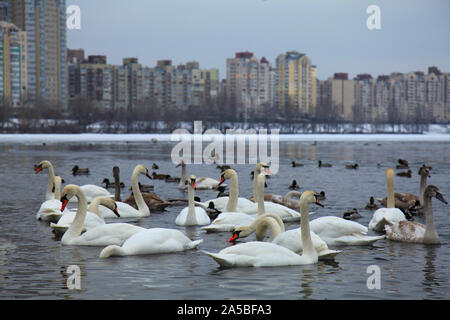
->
xmin=285 ymin=191 xmax=301 ymax=202
xmin=179 ymin=165 xmax=186 ymax=188
xmin=423 ymin=195 xmax=439 ymax=242
xmin=255 ymin=214 xmax=284 ymax=241
xmin=386 ymin=169 xmax=395 ymax=208
xmin=187 ymin=184 xmax=198 ymax=224
xmin=299 ymin=198 xmax=316 ymax=259
xmin=46 ymin=163 xmax=56 ymax=200
xmin=65 ymin=188 xmax=88 ymax=239
xmin=226 ymin=172 xmax=239 ymax=212
xmin=53 ymin=177 xmax=62 ymax=200
xmin=255 ymin=173 xmax=266 ymax=216
xmin=420 ymin=174 xmax=428 ymax=204
xmin=87 ymin=198 xmax=103 ymax=218
xmin=131 ymin=170 xmax=150 ymax=215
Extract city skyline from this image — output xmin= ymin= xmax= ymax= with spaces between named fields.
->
xmin=67 ymin=0 xmax=450 ymax=80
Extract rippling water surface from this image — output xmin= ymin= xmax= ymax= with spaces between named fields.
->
xmin=0 ymin=135 xmax=449 ymax=299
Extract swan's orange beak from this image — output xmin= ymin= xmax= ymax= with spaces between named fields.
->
xmin=35 ymin=166 xmax=43 ymax=174
xmin=60 ymin=195 xmax=69 ymax=212
xmin=264 ymin=168 xmax=272 ymax=175
xmin=228 ymin=231 xmax=240 ymax=243
xmin=113 ymin=205 xmax=121 ymax=217
xmin=218 ymin=177 xmax=225 ymax=186
xmin=192 ymin=181 xmax=197 ymax=189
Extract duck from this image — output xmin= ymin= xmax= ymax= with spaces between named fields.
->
xmin=152 ymin=163 xmax=159 ymax=170
xmin=396 ymin=170 xmax=412 ymax=178
xmin=343 ymin=208 xmax=361 ymax=220
xmin=123 ymin=191 xmax=170 ymax=212
xmin=396 ymin=159 xmax=409 ymax=169
xmin=369 ymin=168 xmax=407 ymax=232
xmin=291 ymin=161 xmax=304 ymax=167
xmin=98 ymin=164 xmax=152 ymax=218
xmin=318 ymin=160 xmax=332 ymax=168
xmin=177 ymin=160 xmax=224 ymax=190
xmin=229 ymin=212 xmax=341 ymax=261
xmin=216 ymin=186 xmax=229 ymax=198
xmin=217 ymin=165 xmax=231 ymax=172
xmin=165 ymin=176 xmax=181 ymax=183
xmin=385 ymin=185 xmax=447 ymax=244
xmin=59 ymin=185 xmax=145 ymax=246
xmin=346 ymin=163 xmax=359 ymax=169
xmin=99 ymin=228 xmax=203 ymax=258
xmin=152 ymin=172 xmax=170 ymax=180
xmin=129 ymin=182 xmax=154 ymax=193
xmin=249 ymin=191 xmax=301 ymax=210
xmin=202 ymin=191 xmax=322 ymax=268
xmin=72 ymin=165 xmax=89 ymax=176
xmin=175 ymin=175 xmax=211 ymax=226
xmin=102 ymin=178 xmax=125 ymax=189
xmin=288 ymin=180 xmax=300 ymax=190
xmin=365 ymin=197 xmax=379 ymax=210
xmin=50 ymin=197 xmax=119 ymax=236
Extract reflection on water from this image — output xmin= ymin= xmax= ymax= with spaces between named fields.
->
xmin=0 ymin=139 xmax=449 ymax=299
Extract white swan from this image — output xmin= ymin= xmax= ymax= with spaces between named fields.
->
xmin=50 ymin=197 xmax=118 ymax=236
xmin=34 ymin=160 xmax=57 ymax=200
xmin=177 ymin=160 xmax=223 ymax=190
xmin=385 ymin=185 xmax=448 ymax=244
xmin=369 ymin=168 xmax=406 ymax=232
xmin=194 ymin=162 xmax=272 ymax=210
xmin=60 ymin=185 xmax=145 ymax=246
xmin=175 ymin=175 xmax=211 ymax=226
xmin=36 ymin=175 xmax=70 ymax=222
xmin=99 ymin=228 xmax=203 ymax=258
xmin=202 ymin=191 xmax=321 ymax=268
xmin=309 ymin=216 xmax=385 ymax=246
xmin=98 ymin=164 xmax=151 ymax=218
xmin=229 ymin=203 xmax=341 ymax=260
xmin=200 ymin=169 xmax=261 ymax=232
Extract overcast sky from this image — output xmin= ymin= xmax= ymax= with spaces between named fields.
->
xmin=67 ymin=0 xmax=450 ymax=80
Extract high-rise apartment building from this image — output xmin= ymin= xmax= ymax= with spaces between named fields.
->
xmin=10 ymin=0 xmax=67 ymax=108
xmin=0 ymin=21 xmax=27 ymax=106
xmin=79 ymin=55 xmax=115 ymax=110
xmin=226 ymin=52 xmax=271 ymax=117
xmin=274 ymin=51 xmax=316 ymax=116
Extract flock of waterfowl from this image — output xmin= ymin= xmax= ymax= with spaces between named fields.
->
xmin=33 ymin=155 xmax=447 ymax=268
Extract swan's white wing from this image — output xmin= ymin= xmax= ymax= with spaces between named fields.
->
xmin=273 ymin=228 xmax=340 ymax=259
xmin=99 ymin=201 xmax=147 ymax=218
xmin=201 ymin=212 xmax=256 ymax=232
xmin=175 ymin=207 xmax=210 ymax=226
xmin=70 ymin=185 xmax=112 ymax=203
xmin=64 ymin=223 xmax=145 ymax=246
xmin=53 ymin=211 xmax=105 ymax=229
xmin=310 ymin=216 xmax=368 ymax=237
xmin=198 ymin=197 xmax=255 ymax=211
xmin=203 ymin=242 xmax=307 ymax=267
xmin=369 ymin=208 xmax=406 ymax=232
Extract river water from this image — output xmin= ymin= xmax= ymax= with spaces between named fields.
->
xmin=0 ymin=134 xmax=449 ymax=299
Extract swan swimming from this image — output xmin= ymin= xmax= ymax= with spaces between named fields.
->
xmin=202 ymin=191 xmax=322 ymax=268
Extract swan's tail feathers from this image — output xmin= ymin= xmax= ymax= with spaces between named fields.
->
xmin=202 ymin=251 xmax=235 ymax=268
xmin=185 ymin=239 xmax=203 ymax=250
xmin=317 ymin=249 xmax=342 ymax=260
xmin=99 ymin=245 xmax=124 ymax=258
xmin=49 ymin=223 xmax=69 ymax=236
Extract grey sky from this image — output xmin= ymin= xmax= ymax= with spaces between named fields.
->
xmin=67 ymin=0 xmax=450 ymax=80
